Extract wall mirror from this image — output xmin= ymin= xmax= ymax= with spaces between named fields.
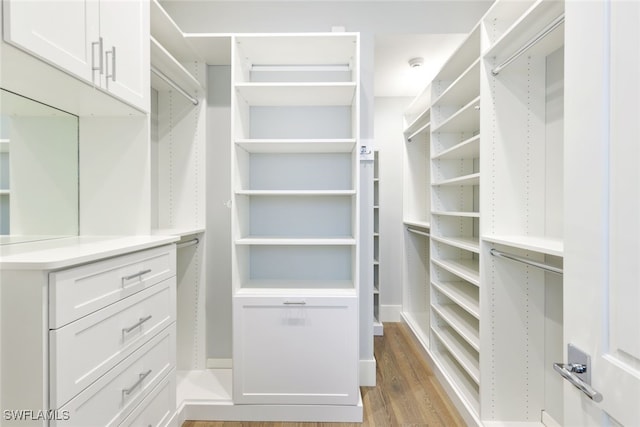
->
xmin=0 ymin=88 xmax=79 ymax=245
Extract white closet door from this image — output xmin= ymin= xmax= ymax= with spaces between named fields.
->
xmin=564 ymin=2 xmax=640 ymax=425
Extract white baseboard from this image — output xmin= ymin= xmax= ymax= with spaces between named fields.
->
xmin=178 ymin=397 xmax=363 ymax=422
xmin=359 ymin=358 xmax=376 ymax=387
xmin=380 ymin=304 xmax=402 ymax=322
xmin=206 ymin=358 xmax=233 ymax=369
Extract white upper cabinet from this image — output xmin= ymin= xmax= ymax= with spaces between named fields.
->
xmin=98 ymin=0 xmax=150 ymax=111
xmin=3 ymin=0 xmax=149 ymax=112
xmin=2 ymin=0 xmax=99 ymax=82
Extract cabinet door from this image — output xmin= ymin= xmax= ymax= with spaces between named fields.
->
xmin=99 ymin=0 xmax=150 ymax=111
xmin=3 ymin=0 xmax=99 ymax=83
xmin=233 ymin=294 xmax=359 ymax=405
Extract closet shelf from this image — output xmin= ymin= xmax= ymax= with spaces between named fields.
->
xmin=431 ymin=279 xmax=480 ymax=319
xmin=235 ymin=139 xmax=356 ymax=153
xmin=432 ymin=173 xmax=480 ymax=187
xmin=0 ymin=190 xmax=10 ymax=196
xmin=150 ymin=0 xmax=201 ymax=63
xmin=403 ymin=219 xmax=430 ymax=231
xmin=152 ymin=227 xmax=205 ymax=238
xmin=403 ymin=109 xmax=431 ymax=137
xmin=235 ymin=190 xmax=356 ymax=196
xmin=483 ymin=234 xmax=564 ymax=257
xmin=235 ymin=82 xmax=356 ymax=106
xmin=150 ymin=37 xmax=201 ymax=95
xmin=435 ymin=348 xmax=480 ymax=414
xmin=431 ymin=235 xmax=480 ymax=254
xmin=431 ymin=325 xmax=480 ymax=384
xmin=432 ymin=25 xmax=481 ymax=92
xmin=183 ymin=33 xmax=233 ymax=65
xmin=431 ymin=96 xmax=480 ymax=134
xmin=483 ymin=0 xmax=565 ymax=65
xmin=432 ymin=134 xmax=480 ymax=160
xmin=233 ymin=33 xmax=358 ymax=66
xmin=432 ymin=258 xmax=480 ymax=287
xmin=432 ymin=211 xmax=480 ymax=218
xmin=432 ymin=303 xmax=480 ymax=351
xmin=0 ymin=139 xmax=9 ymax=153
xmin=431 ymin=59 xmax=480 ymax=110
xmin=235 ymin=237 xmax=356 ymax=245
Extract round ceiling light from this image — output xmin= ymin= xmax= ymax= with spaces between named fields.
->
xmin=408 ymin=57 xmax=424 ymax=68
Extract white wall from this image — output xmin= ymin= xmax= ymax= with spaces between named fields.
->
xmin=374 ymin=96 xmax=412 ymax=321
xmin=206 ymin=66 xmax=233 ymax=362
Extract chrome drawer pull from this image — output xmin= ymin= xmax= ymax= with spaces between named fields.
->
xmin=122 ymin=369 xmax=152 ymax=398
xmin=91 ymin=37 xmax=104 ymax=74
xmin=122 ymin=269 xmax=152 ymax=283
xmin=122 ymin=315 xmax=153 ymax=334
xmin=283 ymin=301 xmax=306 ymax=305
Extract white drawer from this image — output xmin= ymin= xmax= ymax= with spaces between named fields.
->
xmin=49 ymin=244 xmax=176 ymax=328
xmin=119 ymin=369 xmax=176 ymax=427
xmin=52 ymin=324 xmax=175 ymax=427
xmin=50 ymin=278 xmax=176 ymax=409
xmin=233 ymin=294 xmax=359 ymax=405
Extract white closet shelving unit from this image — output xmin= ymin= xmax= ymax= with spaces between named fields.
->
xmin=230 ymin=33 xmax=362 ymax=416
xmin=429 ymin=24 xmax=482 ymax=415
xmin=400 ymin=1 xmax=566 ymax=424
xmin=401 ymin=86 xmax=431 ymax=347
xmin=373 ymin=150 xmax=382 ymax=335
xmin=480 ymin=0 xmax=565 ymax=424
xmin=149 ymin=0 xmax=208 ymax=399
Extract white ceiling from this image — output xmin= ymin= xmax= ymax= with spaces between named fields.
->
xmin=374 ymin=33 xmax=467 ymax=97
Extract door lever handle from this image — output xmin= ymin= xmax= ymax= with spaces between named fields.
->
xmin=553 ymin=362 xmax=603 ymax=402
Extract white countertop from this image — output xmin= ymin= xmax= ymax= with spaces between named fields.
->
xmin=0 ymin=235 xmax=180 ymax=270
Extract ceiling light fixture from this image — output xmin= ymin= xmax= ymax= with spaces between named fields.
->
xmin=408 ymin=57 xmax=424 ymax=68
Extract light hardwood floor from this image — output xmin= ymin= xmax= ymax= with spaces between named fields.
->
xmin=182 ymin=322 xmax=466 ymax=427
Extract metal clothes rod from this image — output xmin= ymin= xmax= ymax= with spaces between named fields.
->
xmin=490 ymin=248 xmax=563 ymax=275
xmin=151 ymin=66 xmax=199 ymax=106
xmin=407 ymin=227 xmax=430 ymax=238
xmin=491 ymin=13 xmax=565 ymax=76
xmin=177 ymin=237 xmax=199 ymax=250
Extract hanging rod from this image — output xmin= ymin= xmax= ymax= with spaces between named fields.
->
xmin=491 ymin=13 xmax=565 ymax=76
xmin=151 ymin=66 xmax=199 ymax=106
xmin=177 ymin=237 xmax=199 ymax=250
xmin=407 ymin=227 xmax=430 ymax=238
xmin=490 ymin=248 xmax=563 ymax=275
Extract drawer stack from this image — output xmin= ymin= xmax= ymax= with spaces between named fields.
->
xmin=48 ymin=244 xmax=177 ymax=426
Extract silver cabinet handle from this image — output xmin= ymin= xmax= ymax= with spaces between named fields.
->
xmin=122 ymin=315 xmax=153 ymax=334
xmin=553 ymin=363 xmax=603 ymax=402
xmin=122 ymin=369 xmax=152 ymax=398
xmin=283 ymin=301 xmax=306 ymax=305
xmin=122 ymin=269 xmax=152 ymax=284
xmin=106 ymin=46 xmax=116 ymax=82
xmin=91 ymin=37 xmax=103 ymax=74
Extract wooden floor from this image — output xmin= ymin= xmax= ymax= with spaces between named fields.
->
xmin=182 ymin=322 xmax=465 ymax=427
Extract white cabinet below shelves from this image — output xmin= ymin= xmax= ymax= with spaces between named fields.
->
xmin=233 ymin=295 xmax=359 ymax=405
